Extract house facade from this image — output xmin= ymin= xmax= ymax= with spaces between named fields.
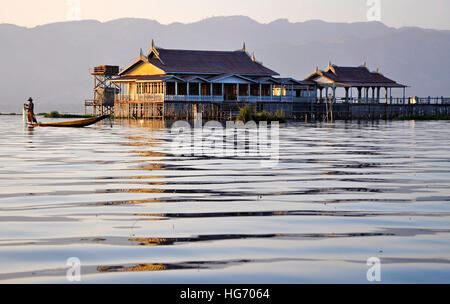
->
xmin=111 ymin=41 xmax=316 ymax=118
xmin=89 ymin=41 xmax=410 ymax=119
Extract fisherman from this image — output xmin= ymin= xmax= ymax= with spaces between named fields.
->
xmin=24 ymin=97 xmax=37 ymax=124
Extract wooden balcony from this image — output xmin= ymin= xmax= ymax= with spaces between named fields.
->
xmin=115 ymin=94 xmax=300 ymax=103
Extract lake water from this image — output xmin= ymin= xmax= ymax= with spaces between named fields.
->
xmin=0 ymin=115 xmax=449 ymax=283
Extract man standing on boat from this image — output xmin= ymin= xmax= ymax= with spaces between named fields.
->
xmin=24 ymin=97 xmax=37 ymax=124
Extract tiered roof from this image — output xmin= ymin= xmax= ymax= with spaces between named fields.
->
xmin=118 ymin=42 xmax=279 ymax=77
xmin=305 ymin=64 xmax=406 ymax=88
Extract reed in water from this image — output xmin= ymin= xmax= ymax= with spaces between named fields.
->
xmin=236 ymin=105 xmax=286 ymax=123
xmin=40 ymin=111 xmax=94 ymax=119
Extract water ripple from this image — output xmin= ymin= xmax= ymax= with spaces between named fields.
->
xmin=1 ymin=117 xmax=450 ymax=283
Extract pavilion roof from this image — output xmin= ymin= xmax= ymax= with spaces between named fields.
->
xmin=305 ymin=64 xmax=407 ymax=88
xmin=145 ymin=47 xmax=279 ymax=76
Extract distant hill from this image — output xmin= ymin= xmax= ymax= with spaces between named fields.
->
xmin=0 ymin=16 xmax=449 ymax=113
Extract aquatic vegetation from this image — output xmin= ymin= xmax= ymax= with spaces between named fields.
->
xmin=236 ymin=105 xmax=286 ymax=123
xmin=42 ymin=111 xmax=94 ymax=118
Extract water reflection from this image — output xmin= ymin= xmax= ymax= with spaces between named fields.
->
xmin=1 ymin=255 xmax=448 ymax=282
xmin=1 ymin=116 xmax=450 ymax=283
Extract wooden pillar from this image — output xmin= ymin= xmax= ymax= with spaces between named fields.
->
xmin=280 ymin=84 xmax=283 ymax=101
xmin=332 ymin=86 xmax=336 ymax=103
xmin=345 ymin=87 xmax=349 ymax=103
xmin=385 ymin=87 xmax=388 ymax=104
xmin=187 ymin=83 xmax=190 ymax=97
xmin=403 ymin=87 xmax=406 ymax=104
xmin=237 ymin=83 xmax=240 ymax=100
xmin=259 ymin=83 xmax=262 ymax=101
xmin=163 ymin=82 xmax=166 ymax=100
xmin=175 ymin=82 xmax=178 ymax=96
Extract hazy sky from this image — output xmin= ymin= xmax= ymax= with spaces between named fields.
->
xmin=1 ymin=0 xmax=449 ymax=30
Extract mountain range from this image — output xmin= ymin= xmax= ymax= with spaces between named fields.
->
xmin=1 ymin=16 xmax=449 ymax=113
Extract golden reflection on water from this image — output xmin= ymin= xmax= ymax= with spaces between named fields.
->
xmin=97 ymin=264 xmax=167 ymax=272
xmin=117 ymin=119 xmax=168 ymax=199
xmin=114 ymin=118 xmax=167 ymax=130
xmin=125 ymin=199 xmax=166 ymax=204
xmin=129 ymin=238 xmax=168 ymax=246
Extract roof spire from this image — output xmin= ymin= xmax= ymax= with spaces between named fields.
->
xmin=252 ymin=52 xmax=256 ymax=62
xmin=327 ymin=61 xmax=336 ymax=74
xmin=147 ymin=39 xmax=164 ymax=64
xmin=316 ymin=66 xmax=319 ymax=72
xmin=140 ymin=48 xmax=144 ymax=57
xmin=363 ymin=62 xmax=367 ymax=68
xmin=242 ymin=42 xmax=246 ymax=52
xmin=376 ymin=67 xmax=380 ymax=73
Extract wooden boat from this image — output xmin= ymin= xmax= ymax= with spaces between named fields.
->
xmin=27 ymin=115 xmax=110 ymax=128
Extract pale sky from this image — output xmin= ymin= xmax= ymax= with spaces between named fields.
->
xmin=0 ymin=0 xmax=449 ymax=30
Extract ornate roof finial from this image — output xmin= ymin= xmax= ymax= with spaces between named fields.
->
xmin=140 ymin=48 xmax=144 ymax=57
xmin=376 ymin=67 xmax=380 ymax=73
xmin=363 ymin=62 xmax=367 ymax=68
xmin=316 ymin=66 xmax=319 ymax=72
xmin=252 ymin=52 xmax=256 ymax=62
xmin=242 ymin=42 xmax=246 ymax=52
xmin=328 ymin=61 xmax=336 ymax=74
xmin=147 ymin=39 xmax=164 ymax=64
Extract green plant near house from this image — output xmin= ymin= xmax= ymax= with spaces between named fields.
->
xmin=236 ymin=105 xmax=286 ymax=123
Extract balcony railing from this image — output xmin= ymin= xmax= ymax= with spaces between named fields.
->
xmin=116 ymin=94 xmax=164 ymax=102
xmin=115 ymin=94 xmax=450 ymax=105
xmin=115 ymin=94 xmax=294 ymax=103
xmin=165 ymin=95 xmax=224 ymax=102
xmin=257 ymin=96 xmax=294 ymax=102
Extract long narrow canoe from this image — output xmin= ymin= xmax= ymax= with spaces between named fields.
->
xmin=28 ymin=115 xmax=110 ymax=128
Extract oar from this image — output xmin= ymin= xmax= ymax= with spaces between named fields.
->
xmin=23 ymin=105 xmax=27 ymax=125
